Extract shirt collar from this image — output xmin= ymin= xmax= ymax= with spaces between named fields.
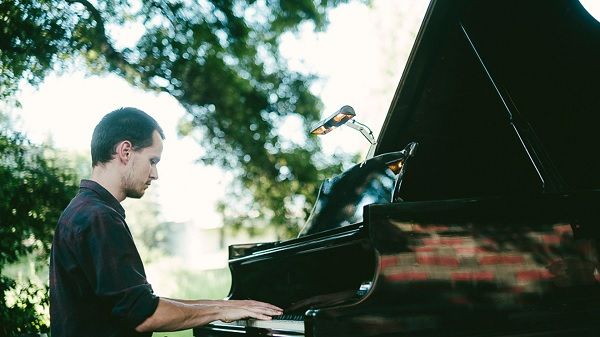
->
xmin=80 ymin=179 xmax=126 ymax=218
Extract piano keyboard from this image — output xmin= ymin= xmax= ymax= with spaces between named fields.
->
xmin=210 ymin=314 xmax=304 ymax=334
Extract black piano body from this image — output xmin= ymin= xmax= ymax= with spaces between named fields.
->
xmin=194 ymin=0 xmax=600 ymax=336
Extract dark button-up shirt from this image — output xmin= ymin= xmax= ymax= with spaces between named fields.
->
xmin=50 ymin=180 xmax=159 ymax=337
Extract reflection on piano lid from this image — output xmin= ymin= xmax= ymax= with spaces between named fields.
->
xmin=299 ymin=147 xmax=415 ymax=237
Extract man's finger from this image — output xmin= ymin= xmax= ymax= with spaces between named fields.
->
xmin=244 ymin=300 xmax=283 ymax=312
xmin=250 ymin=313 xmax=273 ymax=321
xmin=246 ymin=306 xmax=282 ymax=316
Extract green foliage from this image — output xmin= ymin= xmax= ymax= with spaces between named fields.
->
xmin=1 ymin=0 xmax=361 ymax=239
xmin=0 ymin=116 xmax=80 ymax=336
xmin=0 ymin=0 xmax=79 ymax=99
xmin=0 ymin=277 xmax=49 ymax=336
xmin=0 ymin=127 xmax=79 ymax=266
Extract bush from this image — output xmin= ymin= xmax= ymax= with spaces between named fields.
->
xmin=0 ymin=122 xmax=79 ymax=336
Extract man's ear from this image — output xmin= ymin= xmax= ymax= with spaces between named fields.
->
xmin=115 ymin=140 xmax=133 ymax=164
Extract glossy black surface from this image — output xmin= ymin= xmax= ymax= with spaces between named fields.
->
xmin=228 ymin=224 xmax=375 ymax=312
xmin=195 ymin=1 xmax=600 ymax=336
xmin=299 ymin=150 xmax=409 ymax=236
xmin=305 ymin=194 xmax=600 ymax=337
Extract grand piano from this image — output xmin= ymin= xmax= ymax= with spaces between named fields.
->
xmin=194 ymin=0 xmax=600 ymax=336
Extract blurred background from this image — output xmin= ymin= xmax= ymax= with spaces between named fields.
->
xmin=5 ymin=1 xmax=597 ymax=336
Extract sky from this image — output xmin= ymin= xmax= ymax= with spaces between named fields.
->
xmin=9 ymin=0 xmax=600 ymax=230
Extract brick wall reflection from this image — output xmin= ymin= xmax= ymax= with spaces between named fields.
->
xmin=379 ymin=222 xmax=599 ymax=307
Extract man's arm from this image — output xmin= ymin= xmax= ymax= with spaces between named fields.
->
xmin=135 ymin=298 xmax=283 ymax=332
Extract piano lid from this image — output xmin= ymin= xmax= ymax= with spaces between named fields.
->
xmin=376 ymin=0 xmax=600 ymax=201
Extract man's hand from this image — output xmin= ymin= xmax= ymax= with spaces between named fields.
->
xmin=136 ymin=298 xmax=283 ymax=332
xmin=216 ymin=300 xmax=283 ymax=322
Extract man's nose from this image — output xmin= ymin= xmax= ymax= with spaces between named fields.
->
xmin=150 ymin=166 xmax=159 ymax=180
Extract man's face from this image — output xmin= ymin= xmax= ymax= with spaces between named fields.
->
xmin=123 ymin=130 xmax=163 ymax=199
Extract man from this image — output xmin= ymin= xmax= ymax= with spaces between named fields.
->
xmin=50 ymin=107 xmax=282 ymax=336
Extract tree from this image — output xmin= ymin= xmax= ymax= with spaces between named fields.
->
xmin=1 ymin=0 xmax=360 ymax=238
xmin=0 ymin=115 xmax=80 ymax=336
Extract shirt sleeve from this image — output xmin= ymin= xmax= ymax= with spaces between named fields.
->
xmin=73 ymin=208 xmax=160 ymax=329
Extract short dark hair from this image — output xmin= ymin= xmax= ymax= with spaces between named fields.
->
xmin=91 ymin=107 xmax=165 ymax=166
